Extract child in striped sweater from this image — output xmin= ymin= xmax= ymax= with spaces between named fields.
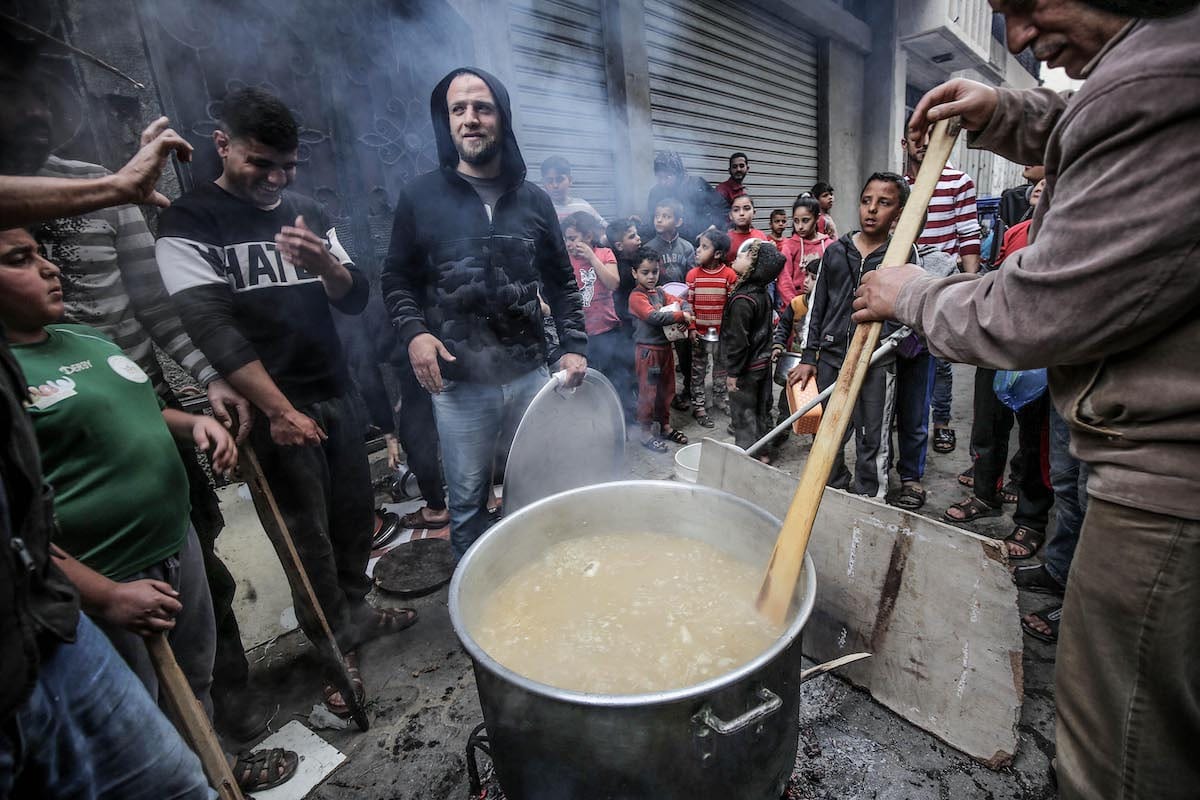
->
xmin=685 ymin=228 xmax=737 ymax=427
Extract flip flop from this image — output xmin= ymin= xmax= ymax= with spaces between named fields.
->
xmin=943 ymin=495 xmax=1003 ymax=523
xmin=1003 ymin=525 xmax=1046 ymax=559
xmin=1021 ymin=605 xmax=1062 ymax=643
xmin=400 ymin=508 xmax=449 ymax=530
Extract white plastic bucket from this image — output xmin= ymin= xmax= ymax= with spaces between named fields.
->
xmin=673 ymin=442 xmax=702 ymax=483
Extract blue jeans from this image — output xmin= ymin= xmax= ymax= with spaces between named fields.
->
xmin=0 ymin=615 xmax=213 ymax=800
xmin=930 ymin=357 xmax=953 ymax=425
xmin=1043 ymin=405 xmax=1089 ymax=587
xmin=431 ymin=367 xmax=549 ymax=558
xmin=894 ymin=351 xmax=933 ymax=482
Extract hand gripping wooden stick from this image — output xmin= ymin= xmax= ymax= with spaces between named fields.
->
xmin=239 ymin=445 xmax=370 ymax=731
xmin=145 ymin=633 xmax=244 ymax=800
xmin=756 ymin=117 xmax=962 ymax=626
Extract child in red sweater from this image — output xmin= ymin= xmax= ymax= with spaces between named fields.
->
xmin=628 ymin=247 xmax=693 ymax=452
xmin=777 ymin=195 xmax=832 ymax=308
xmin=765 ymin=208 xmax=788 ymax=251
xmin=686 ymin=228 xmax=737 ymax=427
xmin=726 ymin=193 xmax=769 ymax=262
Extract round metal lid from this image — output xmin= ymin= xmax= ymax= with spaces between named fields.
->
xmin=502 ymin=368 xmax=626 ymax=515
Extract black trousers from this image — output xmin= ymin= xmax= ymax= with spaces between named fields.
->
xmin=730 ymin=370 xmax=773 ymax=451
xmin=396 ymin=357 xmax=447 ymax=511
xmin=249 ymin=393 xmax=375 ymax=654
xmin=674 ymin=338 xmax=693 ymax=399
xmin=816 ymin=357 xmax=896 ymax=499
xmin=969 ymin=367 xmax=1053 ymax=530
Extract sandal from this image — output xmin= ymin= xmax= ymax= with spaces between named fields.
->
xmin=943 ymin=495 xmax=1002 ymax=524
xmin=671 ymin=395 xmax=691 ymax=412
xmin=642 ymin=437 xmax=668 ymax=453
xmin=323 ymin=651 xmax=364 ymax=718
xmin=229 ymin=747 xmax=299 ymax=791
xmin=355 ymin=606 xmax=418 ymax=644
xmin=932 ymin=427 xmax=956 ymax=453
xmin=1012 ymin=563 xmax=1065 ymax=595
xmin=1001 ymin=481 xmax=1019 ymax=504
xmin=663 ymin=428 xmax=688 ymax=445
xmin=694 ymin=412 xmax=715 ymax=429
xmin=372 ymin=509 xmax=402 ymax=549
xmin=1021 ymin=605 xmax=1062 ymax=643
xmin=1003 ymin=525 xmax=1045 ymax=559
xmin=957 ymin=466 xmax=974 ymax=488
xmin=888 ymin=481 xmax=926 ymax=510
xmin=400 ymin=507 xmax=449 ymax=529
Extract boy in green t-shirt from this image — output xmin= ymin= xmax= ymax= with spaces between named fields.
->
xmin=0 ymin=228 xmax=297 ymax=791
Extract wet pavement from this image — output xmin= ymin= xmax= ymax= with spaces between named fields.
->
xmin=232 ymin=364 xmax=1058 ymax=799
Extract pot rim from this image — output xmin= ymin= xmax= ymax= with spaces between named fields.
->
xmin=449 ymin=480 xmax=817 ymax=708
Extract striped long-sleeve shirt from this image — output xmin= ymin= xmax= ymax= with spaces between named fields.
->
xmin=912 ymin=167 xmax=981 ymax=260
xmin=34 ymin=156 xmax=218 ymax=396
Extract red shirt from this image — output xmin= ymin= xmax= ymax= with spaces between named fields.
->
xmin=686 ymin=264 xmax=739 ymax=333
xmin=777 ymin=233 xmax=832 ymax=306
xmin=715 ymin=178 xmax=745 ymax=206
xmin=570 ymin=246 xmax=621 ymax=335
xmin=994 ymin=219 xmax=1032 ymax=267
xmin=727 ymin=227 xmax=769 ymax=262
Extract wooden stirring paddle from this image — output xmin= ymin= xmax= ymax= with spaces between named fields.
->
xmin=756 ymin=117 xmax=963 ymax=626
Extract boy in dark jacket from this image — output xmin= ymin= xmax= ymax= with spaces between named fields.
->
xmin=723 ymin=239 xmax=785 ymax=459
xmin=791 ymin=172 xmax=913 ymax=497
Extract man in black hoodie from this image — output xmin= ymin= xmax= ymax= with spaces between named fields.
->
xmin=381 ymin=68 xmax=587 ymax=559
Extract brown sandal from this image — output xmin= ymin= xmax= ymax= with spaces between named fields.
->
xmin=943 ymin=495 xmax=1003 ymax=524
xmin=323 ymin=651 xmax=364 ymax=718
xmin=229 ymin=747 xmax=299 ymax=791
xmin=1003 ymin=525 xmax=1046 ymax=559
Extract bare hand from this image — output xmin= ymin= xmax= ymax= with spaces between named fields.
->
xmin=726 ymin=376 xmax=738 ymax=393
xmin=103 ymin=579 xmax=182 ymax=637
xmin=851 ymin=264 xmax=926 ymax=324
xmin=908 ymin=79 xmax=999 ymax=141
xmin=788 ymin=363 xmax=816 ymax=390
xmin=192 ymin=415 xmax=238 ymax=474
xmin=681 ymin=311 xmax=695 ymax=326
xmin=114 ymin=117 xmax=193 ymax=208
xmin=409 ymin=333 xmax=457 ymax=393
xmin=268 ymin=407 xmax=327 ymax=446
xmin=770 ymin=346 xmax=784 ymax=364
xmin=560 ymin=353 xmax=588 ymax=388
xmin=276 ymin=216 xmax=339 ymax=277
xmin=206 ymin=378 xmax=252 ymax=443
xmin=384 ymin=433 xmax=401 ymax=470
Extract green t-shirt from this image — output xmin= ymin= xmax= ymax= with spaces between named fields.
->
xmin=15 ymin=324 xmax=189 ymax=580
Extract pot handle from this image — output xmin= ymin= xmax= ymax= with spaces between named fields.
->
xmin=693 ymin=687 xmax=782 ymax=735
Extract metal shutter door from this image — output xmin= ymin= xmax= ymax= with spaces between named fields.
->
xmin=509 ymin=0 xmax=618 ymax=219
xmin=644 ymin=0 xmax=820 ymax=226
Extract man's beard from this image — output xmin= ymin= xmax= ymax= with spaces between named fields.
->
xmin=457 ymin=135 xmax=500 ymax=166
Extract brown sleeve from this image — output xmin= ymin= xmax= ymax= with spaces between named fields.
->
xmin=896 ymin=74 xmax=1200 ymax=369
xmin=967 ymin=87 xmax=1071 ymax=168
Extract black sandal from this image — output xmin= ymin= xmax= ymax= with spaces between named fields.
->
xmin=1012 ymin=563 xmax=1065 ymax=595
xmin=1003 ymin=525 xmax=1046 ymax=559
xmin=932 ymin=427 xmax=956 ymax=453
xmin=887 ymin=481 xmax=926 ymax=510
xmin=957 ymin=466 xmax=974 ymax=488
xmin=1001 ymin=481 xmax=1019 ymax=504
xmin=663 ymin=428 xmax=688 ymax=445
xmin=230 ymin=747 xmax=299 ymax=791
xmin=1021 ymin=605 xmax=1062 ymax=643
xmin=943 ymin=495 xmax=1002 ymax=524
xmin=671 ymin=395 xmax=691 ymax=411
xmin=694 ymin=412 xmax=715 ymax=428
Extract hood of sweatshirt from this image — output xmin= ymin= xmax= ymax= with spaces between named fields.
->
xmin=430 ymin=67 xmax=527 ymax=188
xmin=737 ymin=240 xmax=786 ymax=289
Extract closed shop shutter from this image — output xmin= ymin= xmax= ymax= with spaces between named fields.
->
xmin=508 ymin=0 xmax=618 ymax=220
xmin=644 ymin=0 xmax=820 ymax=228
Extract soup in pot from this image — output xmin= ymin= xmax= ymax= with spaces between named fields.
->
xmin=473 ymin=532 xmax=784 ymax=694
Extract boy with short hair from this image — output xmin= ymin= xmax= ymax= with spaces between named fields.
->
xmin=810 ymin=181 xmax=838 ymax=238
xmin=628 ymin=247 xmax=692 ymax=452
xmin=645 ymin=198 xmax=697 ymax=410
xmin=686 ymin=228 xmax=736 ymax=426
xmin=541 ymin=155 xmax=606 ymax=228
xmin=791 ymin=173 xmax=916 ymax=498
xmin=765 ymin=208 xmax=788 ymax=251
xmin=726 ymin=193 xmax=769 ymax=262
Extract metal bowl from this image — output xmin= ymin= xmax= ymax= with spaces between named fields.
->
xmin=773 ymin=351 xmax=805 ymax=386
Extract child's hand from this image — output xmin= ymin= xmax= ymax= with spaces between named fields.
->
xmin=771 ymin=344 xmax=785 ymax=363
xmin=191 ymin=415 xmax=238 ymax=475
xmin=726 ymin=376 xmax=739 ymax=393
xmin=103 ymin=579 xmax=182 ymax=636
xmin=789 ymin=364 xmax=817 ymax=390
xmin=682 ymin=311 xmax=694 ymax=325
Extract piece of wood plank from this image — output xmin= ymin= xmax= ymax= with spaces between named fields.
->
xmin=239 ymin=446 xmax=369 ymax=732
xmin=146 ymin=634 xmax=244 ymax=800
xmin=699 ymin=440 xmax=1022 ymax=767
xmin=756 ymin=117 xmax=963 ymax=626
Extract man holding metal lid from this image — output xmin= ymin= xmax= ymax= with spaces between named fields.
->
xmin=852 ymin=2 xmax=1200 ymax=796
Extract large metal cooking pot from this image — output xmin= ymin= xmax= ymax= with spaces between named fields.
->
xmin=450 ymin=481 xmax=817 ymax=800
